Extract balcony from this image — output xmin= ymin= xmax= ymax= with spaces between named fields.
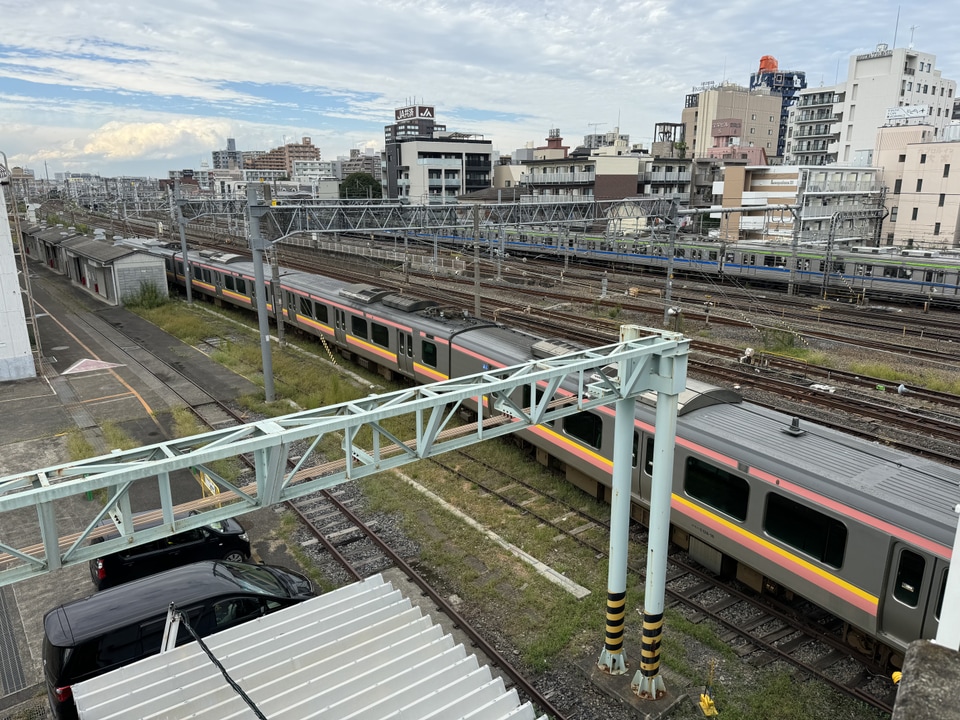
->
xmin=418 ymin=158 xmax=462 ymax=168
xmin=804 ymin=181 xmax=881 ymax=193
xmin=650 ymin=171 xmax=691 ymax=183
xmin=522 ymin=171 xmax=596 ymax=185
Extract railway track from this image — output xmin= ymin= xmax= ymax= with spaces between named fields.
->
xmin=441 ymin=448 xmax=898 ymax=714
xmin=93 ymin=314 xmax=570 ymax=720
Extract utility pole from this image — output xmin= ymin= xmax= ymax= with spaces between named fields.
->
xmin=473 ymin=203 xmax=481 ymax=319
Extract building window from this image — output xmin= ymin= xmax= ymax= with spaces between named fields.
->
xmin=920 ymin=154 xmax=927 ymax=164
xmin=767 ymin=129 xmax=773 ymax=135
xmin=912 ymin=207 xmax=919 ymax=220
xmin=934 ymin=222 xmax=941 ymax=235
xmin=939 ymin=193 xmax=946 ymax=207
xmin=944 ymin=164 xmax=951 ymax=178
xmin=917 ymin=179 xmax=923 ymax=192
xmin=898 ymin=154 xmax=906 ymax=162
xmin=750 ymin=128 xmax=755 ymax=134
xmin=894 ymin=178 xmax=902 ymax=194
xmin=751 ymin=113 xmax=757 ymax=120
xmin=891 ymin=207 xmax=898 ymax=221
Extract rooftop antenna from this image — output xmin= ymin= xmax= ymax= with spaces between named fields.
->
xmin=909 ymin=24 xmax=919 ymax=49
xmin=893 ymin=5 xmax=900 ymax=48
xmin=835 ymin=58 xmax=840 ymax=85
xmin=588 ymin=122 xmax=606 ymax=135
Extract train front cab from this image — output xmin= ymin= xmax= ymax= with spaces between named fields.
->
xmin=877 ymin=544 xmax=948 ymax=663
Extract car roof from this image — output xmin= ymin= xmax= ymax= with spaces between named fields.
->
xmin=44 ymin=561 xmax=263 ymax=647
xmin=95 ymin=511 xmax=242 ymax=543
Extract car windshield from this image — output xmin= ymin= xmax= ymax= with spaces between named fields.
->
xmin=215 ymin=563 xmax=286 ymax=596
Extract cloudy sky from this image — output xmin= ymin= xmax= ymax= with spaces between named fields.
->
xmin=1 ymin=1 xmax=957 ymax=178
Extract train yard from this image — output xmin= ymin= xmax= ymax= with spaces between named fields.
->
xmin=19 ymin=206 xmax=960 ymax=718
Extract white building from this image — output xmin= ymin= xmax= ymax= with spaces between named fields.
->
xmin=787 ymin=44 xmax=957 ymax=166
xmin=0 ymin=173 xmax=35 ymax=380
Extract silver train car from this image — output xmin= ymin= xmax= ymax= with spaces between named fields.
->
xmin=417 ymin=229 xmax=960 ymax=306
xmin=125 ymin=237 xmax=959 ymax=668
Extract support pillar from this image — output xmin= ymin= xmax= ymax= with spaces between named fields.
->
xmin=597 ymin=395 xmax=636 ymax=674
xmin=632 ymin=388 xmax=679 ymax=699
xmin=246 ymin=186 xmax=275 ymax=403
xmin=935 ymin=504 xmax=960 ymax=650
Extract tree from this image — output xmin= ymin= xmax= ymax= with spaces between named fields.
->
xmin=340 ymin=172 xmax=382 ymax=199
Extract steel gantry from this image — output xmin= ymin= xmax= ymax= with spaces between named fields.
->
xmin=1 ymin=327 xmax=689 ymax=694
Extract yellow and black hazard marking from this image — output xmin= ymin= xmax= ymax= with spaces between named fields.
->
xmin=603 ymin=589 xmax=627 ymax=653
xmin=639 ymin=611 xmax=664 ymax=676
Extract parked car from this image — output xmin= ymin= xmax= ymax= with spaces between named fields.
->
xmin=89 ymin=512 xmax=251 ymax=590
xmin=44 ymin=560 xmax=314 ymax=720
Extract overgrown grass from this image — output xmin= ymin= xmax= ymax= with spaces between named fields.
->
xmin=124 ymin=281 xmax=169 ymax=310
xmin=277 ymin=510 xmax=337 ymax=594
xmin=65 ymin=428 xmax=96 ymax=461
xmin=849 ymin=361 xmax=960 ymax=394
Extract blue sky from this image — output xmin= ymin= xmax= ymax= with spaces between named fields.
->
xmin=1 ymin=0 xmax=958 ymax=178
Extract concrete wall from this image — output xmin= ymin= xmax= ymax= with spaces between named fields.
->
xmin=0 ymin=184 xmax=36 ymax=380
xmin=115 ymin=254 xmax=169 ymax=304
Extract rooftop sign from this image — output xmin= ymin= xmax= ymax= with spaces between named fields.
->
xmin=395 ymin=105 xmax=435 ymax=121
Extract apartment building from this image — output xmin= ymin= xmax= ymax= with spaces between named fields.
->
xmin=682 ymin=82 xmax=783 ymax=160
xmin=875 ymin=122 xmax=960 ymax=248
xmin=787 ymin=44 xmax=957 ymax=166
xmin=244 ymin=137 xmax=321 ymax=177
xmin=712 ymin=164 xmax=884 ymax=244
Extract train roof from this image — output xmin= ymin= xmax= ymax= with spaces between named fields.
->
xmin=674 ymin=399 xmax=960 ymax=549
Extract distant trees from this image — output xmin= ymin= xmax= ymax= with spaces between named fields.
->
xmin=340 ymin=172 xmax=382 ymax=199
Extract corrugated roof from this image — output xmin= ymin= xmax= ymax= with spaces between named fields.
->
xmin=73 ymin=574 xmax=547 ymax=720
xmin=61 ymin=237 xmax=137 ymax=263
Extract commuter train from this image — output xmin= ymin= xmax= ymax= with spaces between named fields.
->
xmin=122 ymin=237 xmax=960 ymax=669
xmin=408 ymin=228 xmax=960 ymax=307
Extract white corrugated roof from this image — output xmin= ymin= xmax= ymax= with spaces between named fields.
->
xmin=73 ymin=574 xmax=546 ymax=720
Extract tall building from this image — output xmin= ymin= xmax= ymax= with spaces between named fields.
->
xmin=383 ymin=105 xmax=492 ymax=202
xmin=681 ymin=82 xmax=783 ymax=160
xmin=787 ymin=44 xmax=957 ymax=166
xmin=0 ymin=168 xmax=36 ymax=380
xmin=750 ymin=55 xmax=807 ymax=158
xmin=244 ymin=137 xmax=321 ymax=177
xmin=212 ymin=138 xmax=243 ymax=170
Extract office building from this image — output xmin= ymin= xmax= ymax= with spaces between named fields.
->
xmin=750 ymin=55 xmax=807 ymax=157
xmin=682 ymin=82 xmax=783 ymax=160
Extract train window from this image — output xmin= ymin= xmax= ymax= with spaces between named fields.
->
xmin=644 ymin=438 xmax=654 ymax=475
xmin=632 ymin=432 xmax=639 ymax=467
xmin=684 ymin=458 xmax=749 ymax=522
xmin=176 ymin=261 xmax=184 ymax=277
xmin=224 ymin=275 xmax=235 ymax=291
xmin=422 ymin=340 xmax=437 ymax=368
xmin=936 ymin=569 xmax=948 ymax=620
xmin=563 ymin=411 xmax=603 ymax=450
xmin=315 ymin=303 xmax=328 ymax=323
xmin=893 ymin=549 xmax=925 ymax=607
xmin=764 ymin=493 xmax=846 ymax=568
xmin=299 ymin=296 xmax=312 ymax=318
xmin=371 ymin=322 xmax=389 ymax=348
xmin=708 ymin=252 xmax=718 ymax=261
xmin=351 ymin=316 xmax=368 ymax=339
xmin=236 ymin=278 xmax=246 ymax=294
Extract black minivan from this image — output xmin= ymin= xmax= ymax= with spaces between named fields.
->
xmin=89 ymin=513 xmax=251 ymax=590
xmin=44 ymin=560 xmax=314 ymax=720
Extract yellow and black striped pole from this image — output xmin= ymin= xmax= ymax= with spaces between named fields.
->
xmin=632 ymin=387 xmax=680 ymax=699
xmin=597 ymin=396 xmax=636 ymax=675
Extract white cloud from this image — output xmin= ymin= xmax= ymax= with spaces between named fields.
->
xmin=1 ymin=0 xmax=959 ymax=175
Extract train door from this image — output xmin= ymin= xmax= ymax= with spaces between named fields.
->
xmin=879 ymin=544 xmax=938 ymax=646
xmin=397 ymin=330 xmax=414 ymax=376
xmin=921 ymin=561 xmax=949 ymax=639
xmin=334 ymin=309 xmax=347 ymax=345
